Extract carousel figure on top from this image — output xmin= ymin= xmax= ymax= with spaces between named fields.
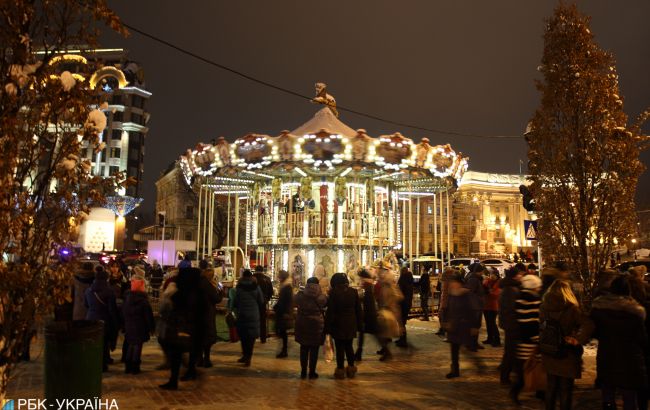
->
xmin=311 ymin=82 xmax=338 ymax=117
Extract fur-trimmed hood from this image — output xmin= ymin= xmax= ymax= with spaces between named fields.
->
xmin=592 ymin=294 xmax=646 ymax=320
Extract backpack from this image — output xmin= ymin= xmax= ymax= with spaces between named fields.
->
xmin=538 ymin=311 xmax=566 ymax=358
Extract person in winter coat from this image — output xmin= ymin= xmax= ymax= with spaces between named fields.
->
xmin=629 ymin=265 xmax=650 ymax=306
xmin=253 ymin=266 xmax=273 ymax=343
xmin=274 ymin=269 xmax=294 ymax=358
xmin=375 ymin=262 xmax=403 ymax=361
xmin=84 ymin=268 xmax=119 ymax=371
xmin=157 ymin=268 xmax=208 ymax=389
xmin=445 ymin=273 xmax=485 ymax=379
xmin=148 ymin=260 xmax=164 ymax=298
xmin=464 ymin=263 xmax=486 ymax=350
xmin=510 ymin=274 xmax=542 ymax=405
xmin=396 ymin=267 xmax=414 ymax=347
xmin=121 ymin=275 xmax=155 ymax=374
xmin=198 ymin=264 xmax=221 ymax=368
xmin=498 ymin=267 xmax=522 ymax=385
xmin=72 ymin=262 xmax=96 ymax=321
xmin=233 ymin=269 xmax=265 ymax=367
xmin=325 ymin=272 xmax=362 ymax=379
xmin=294 ymin=276 xmax=328 ymax=379
xmin=419 ymin=269 xmax=432 ymax=321
xmin=108 ymin=262 xmax=129 ymax=304
xmin=540 ymin=279 xmax=585 ymax=410
xmin=437 ymin=267 xmax=456 ymax=337
xmin=355 ymin=268 xmax=378 ymax=361
xmin=584 ymin=274 xmax=648 ymax=410
xmin=482 ymin=268 xmax=501 ymax=347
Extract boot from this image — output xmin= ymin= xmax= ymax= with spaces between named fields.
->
xmin=276 ymin=349 xmax=288 ymax=358
xmin=300 ymin=368 xmax=307 ymax=379
xmin=159 ymin=380 xmax=178 ymax=390
xmin=395 ymin=335 xmax=408 ymax=348
xmin=446 ymin=364 xmax=460 ymax=379
xmin=203 ymin=359 xmax=213 ymax=368
xmin=132 ymin=361 xmax=141 ymax=375
xmin=379 ymin=350 xmax=392 ymax=362
xmin=334 ymin=368 xmax=346 ymax=379
xmin=124 ymin=361 xmax=133 ymax=374
xmin=180 ymin=369 xmax=197 ymax=381
xmin=346 ymin=365 xmax=357 ymax=379
xmin=354 ymin=348 xmax=362 ymax=362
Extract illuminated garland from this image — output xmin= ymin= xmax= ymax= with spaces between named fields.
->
xmin=104 ymin=196 xmax=143 ymax=217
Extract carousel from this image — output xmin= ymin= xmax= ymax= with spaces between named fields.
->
xmin=178 ymin=84 xmax=468 ymax=284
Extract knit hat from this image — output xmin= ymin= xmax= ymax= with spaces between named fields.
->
xmin=520 ymin=274 xmax=542 ymax=290
xmin=131 ymin=277 xmax=145 ymax=293
xmin=306 ymin=276 xmax=319 ymax=285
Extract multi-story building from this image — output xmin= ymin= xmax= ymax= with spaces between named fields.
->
xmin=414 ymin=171 xmax=534 ymax=259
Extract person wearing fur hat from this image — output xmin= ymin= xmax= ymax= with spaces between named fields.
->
xmin=355 ymin=268 xmax=378 ymax=361
xmin=122 ymin=274 xmax=155 ymax=374
xmin=325 ymin=272 xmax=362 ymax=379
xmin=233 ymin=269 xmax=265 ymax=367
xmin=510 ymin=273 xmax=543 ymax=405
xmin=584 ymin=275 xmax=648 ymax=409
xmin=273 ymin=269 xmax=294 ymax=358
xmin=294 ymin=276 xmax=328 ymax=379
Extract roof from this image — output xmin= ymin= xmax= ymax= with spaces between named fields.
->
xmin=291 ymin=107 xmax=357 ymax=138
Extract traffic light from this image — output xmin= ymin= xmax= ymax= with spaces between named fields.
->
xmin=519 ymin=185 xmax=535 ymax=212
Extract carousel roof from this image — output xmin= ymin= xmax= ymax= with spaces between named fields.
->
xmin=179 ymin=107 xmax=469 ymax=194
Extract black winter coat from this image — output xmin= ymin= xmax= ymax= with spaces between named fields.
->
xmin=447 ymin=287 xmax=476 ymax=347
xmin=200 ymin=277 xmax=221 ymax=346
xmin=398 ymin=271 xmax=414 ymax=316
xmin=233 ymin=278 xmax=265 ymax=339
xmin=253 ymin=272 xmax=273 ymax=303
xmin=464 ymin=272 xmax=485 ymax=312
xmin=84 ymin=279 xmax=119 ymax=344
xmin=419 ymin=272 xmax=431 ymax=296
xmin=122 ymin=290 xmax=155 ymax=344
xmin=498 ymin=277 xmax=520 ymax=334
xmin=589 ymin=294 xmax=648 ymax=390
xmin=361 ymin=284 xmax=378 ymax=334
xmin=325 ymin=284 xmax=362 ymax=340
xmin=274 ymin=282 xmax=294 ymax=331
xmin=149 ymin=266 xmax=164 ymax=289
xmin=294 ymin=283 xmax=327 ymax=346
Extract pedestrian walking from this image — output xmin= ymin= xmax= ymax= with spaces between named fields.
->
xmin=355 ymin=268 xmax=378 ymax=361
xmin=233 ymin=269 xmax=265 ymax=367
xmin=510 ymin=274 xmax=543 ymax=405
xmin=84 ymin=267 xmax=119 ymax=372
xmin=498 ymin=267 xmax=522 ymax=385
xmin=437 ymin=267 xmax=455 ymax=337
xmin=198 ymin=262 xmax=221 ymax=368
xmin=274 ymin=269 xmax=294 ymax=358
xmin=586 ymin=275 xmax=647 ymax=410
xmin=294 ymin=276 xmax=328 ymax=379
xmin=375 ymin=261 xmax=402 ymax=361
xmin=253 ymin=266 xmax=273 ymax=343
xmin=539 ymin=280 xmax=585 ymax=410
xmin=419 ymin=268 xmax=432 ymax=321
xmin=325 ymin=272 xmax=362 ymax=379
xmin=465 ymin=263 xmax=486 ymax=350
xmin=396 ymin=267 xmax=414 ymax=347
xmin=483 ymin=268 xmax=501 ymax=347
xmin=122 ymin=274 xmax=155 ymax=374
xmin=445 ymin=273 xmax=485 ymax=379
xmin=148 ymin=260 xmax=164 ymax=298
xmin=72 ymin=262 xmax=96 ymax=321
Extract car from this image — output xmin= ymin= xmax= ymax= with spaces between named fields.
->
xmin=481 ymin=258 xmax=515 ymax=276
xmin=447 ymin=257 xmax=480 ymax=273
xmin=614 ymin=260 xmax=650 ymax=274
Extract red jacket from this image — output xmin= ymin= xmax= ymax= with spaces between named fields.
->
xmin=483 ymin=277 xmax=501 ymax=311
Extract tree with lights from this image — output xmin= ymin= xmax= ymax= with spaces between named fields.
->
xmin=527 ymin=3 xmax=649 ymax=304
xmin=0 ymin=0 xmax=127 ymax=396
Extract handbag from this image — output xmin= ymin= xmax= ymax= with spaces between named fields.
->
xmin=225 ymin=311 xmax=237 ymax=328
xmin=523 ymin=354 xmax=547 ymax=392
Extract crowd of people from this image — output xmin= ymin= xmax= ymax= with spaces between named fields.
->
xmin=59 ymin=253 xmax=650 ymax=409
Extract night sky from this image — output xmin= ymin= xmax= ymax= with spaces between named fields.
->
xmin=102 ymin=1 xmax=650 ymax=217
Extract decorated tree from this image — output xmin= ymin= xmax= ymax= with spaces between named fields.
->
xmin=527 ymin=3 xmax=649 ymax=303
xmin=0 ymin=0 xmax=126 ymax=397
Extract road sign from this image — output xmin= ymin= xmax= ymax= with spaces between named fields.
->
xmin=524 ymin=220 xmax=538 ymax=241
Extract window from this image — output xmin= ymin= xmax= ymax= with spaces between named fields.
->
xmin=131 ymin=113 xmax=143 ymax=124
xmin=427 ymin=205 xmax=432 ymax=215
xmin=111 ymin=94 xmax=123 ymax=105
xmin=110 ymin=147 xmax=121 ymax=158
xmin=453 ymin=243 xmax=458 ymax=254
xmin=99 ymin=166 xmax=105 ymax=176
xmin=111 ymin=129 xmax=122 ymax=140
xmin=100 ymin=149 xmax=106 ymax=162
xmin=184 ymin=231 xmax=193 ymax=241
xmin=186 ymin=206 xmax=194 ymax=219
xmin=131 ymin=132 xmax=141 ymax=144
xmin=113 ymin=111 xmax=123 ymax=122
xmin=428 ymin=242 xmax=433 ymax=252
xmin=428 ymin=223 xmax=433 ymax=233
xmin=129 ymin=147 xmax=139 ymax=160
xmin=109 ymin=166 xmax=120 ymax=175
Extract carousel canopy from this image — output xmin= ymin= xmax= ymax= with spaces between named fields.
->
xmin=179 ymin=106 xmax=468 ymax=195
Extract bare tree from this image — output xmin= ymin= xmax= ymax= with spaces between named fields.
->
xmin=0 ymin=0 xmax=126 ymax=397
xmin=527 ymin=3 xmax=649 ymax=303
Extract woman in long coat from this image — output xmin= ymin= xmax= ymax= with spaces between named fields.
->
xmin=325 ymin=272 xmax=362 ymax=379
xmin=355 ymin=269 xmax=378 ymax=361
xmin=294 ymin=277 xmax=328 ymax=379
xmin=539 ymin=280 xmax=585 ymax=410
xmin=233 ymin=269 xmax=265 ymax=367
xmin=446 ymin=274 xmax=484 ymax=379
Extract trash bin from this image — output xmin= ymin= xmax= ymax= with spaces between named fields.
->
xmin=44 ymin=320 xmax=103 ymax=400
